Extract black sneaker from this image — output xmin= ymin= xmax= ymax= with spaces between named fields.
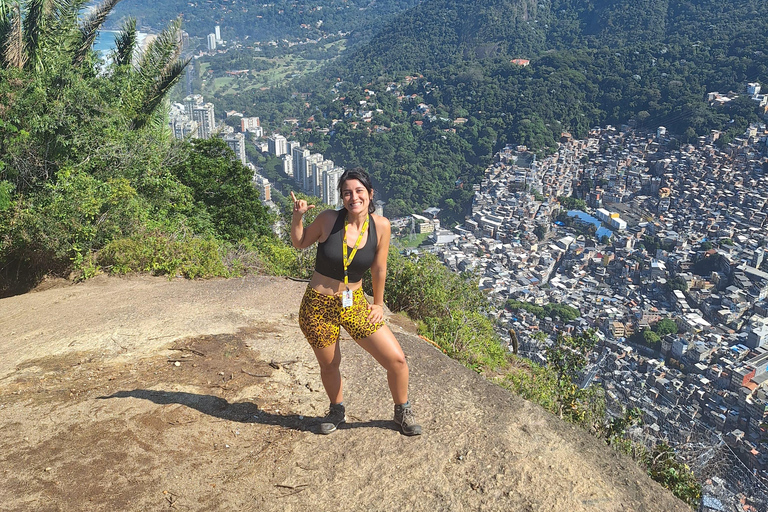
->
xmin=318 ymin=403 xmax=346 ymax=434
xmin=394 ymin=402 xmax=422 ymax=436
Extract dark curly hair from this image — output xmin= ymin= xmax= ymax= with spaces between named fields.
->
xmin=337 ymin=167 xmax=375 ymax=214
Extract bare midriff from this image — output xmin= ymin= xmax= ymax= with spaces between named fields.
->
xmin=309 ymin=272 xmax=364 ymax=296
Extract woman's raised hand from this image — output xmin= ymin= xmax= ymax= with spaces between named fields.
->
xmin=290 ymin=191 xmax=315 ymax=216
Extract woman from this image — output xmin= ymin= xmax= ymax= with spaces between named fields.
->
xmin=290 ymin=167 xmax=421 ymax=436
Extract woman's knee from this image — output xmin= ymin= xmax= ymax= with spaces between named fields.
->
xmin=318 ymin=358 xmax=341 ymax=373
xmin=313 ymin=344 xmax=341 ymax=372
xmin=386 ymin=353 xmax=408 ymax=373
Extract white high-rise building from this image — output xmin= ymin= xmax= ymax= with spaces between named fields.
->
xmin=322 ymin=167 xmax=345 ymax=207
xmin=314 ymin=159 xmax=335 ymax=198
xmin=303 ymin=153 xmax=324 ymax=195
xmin=223 ymin=132 xmax=247 ymax=165
xmin=241 ymin=116 xmax=260 ymax=132
xmin=215 ymin=25 xmax=221 ymax=43
xmin=183 ymin=94 xmax=203 ymax=117
xmin=282 ymin=154 xmax=293 ymax=177
xmin=267 ymin=134 xmax=288 ymax=156
xmin=171 ymin=118 xmax=199 ymax=139
xmin=292 ymin=146 xmax=310 ymax=186
xmin=192 ymin=102 xmax=216 ymax=139
xmin=252 ymin=174 xmax=271 ymax=203
xmin=207 ymin=33 xmax=216 ymax=51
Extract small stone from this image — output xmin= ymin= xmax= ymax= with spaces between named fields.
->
xmin=174 ymin=361 xmax=181 ymax=367
xmin=44 ymin=467 xmax=52 ymax=472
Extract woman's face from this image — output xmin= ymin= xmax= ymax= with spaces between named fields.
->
xmin=341 ymin=179 xmax=372 ymax=215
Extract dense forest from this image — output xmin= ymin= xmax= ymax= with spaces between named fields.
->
xmin=108 ymin=0 xmax=421 ymax=45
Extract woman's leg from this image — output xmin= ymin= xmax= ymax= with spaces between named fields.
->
xmin=355 ymin=325 xmax=409 ymax=404
xmin=312 ymin=342 xmax=343 ymax=404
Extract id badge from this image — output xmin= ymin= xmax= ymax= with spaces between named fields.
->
xmin=342 ymin=289 xmax=354 ymax=308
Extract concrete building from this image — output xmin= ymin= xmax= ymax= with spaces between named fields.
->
xmin=214 ymin=25 xmax=221 ymax=43
xmin=207 ymin=33 xmax=216 ymax=51
xmin=252 ymin=174 xmax=271 ymax=203
xmin=192 ymin=102 xmax=216 ymax=139
xmin=183 ymin=94 xmax=203 ymax=117
xmin=303 ymin=153 xmax=324 ymax=195
xmin=267 ymin=134 xmax=288 ymax=157
xmin=241 ymin=117 xmax=260 ymax=133
xmin=171 ymin=118 xmax=198 ymax=139
xmin=292 ymin=145 xmax=310 ymax=186
xmin=321 ymin=166 xmax=344 ymax=207
xmin=282 ymin=154 xmax=293 ymax=177
xmin=222 ymin=132 xmax=247 ymax=165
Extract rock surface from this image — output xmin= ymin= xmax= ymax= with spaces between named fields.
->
xmin=0 ymin=275 xmax=689 ymax=511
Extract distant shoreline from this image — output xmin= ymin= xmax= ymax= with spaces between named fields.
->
xmin=94 ymin=29 xmax=151 ymax=54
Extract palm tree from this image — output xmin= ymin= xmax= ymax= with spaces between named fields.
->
xmin=0 ymin=0 xmax=189 ymax=127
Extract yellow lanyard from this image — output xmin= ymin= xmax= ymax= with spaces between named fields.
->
xmin=342 ymin=215 xmax=370 ymax=288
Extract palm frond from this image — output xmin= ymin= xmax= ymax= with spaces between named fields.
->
xmin=73 ymin=0 xmax=121 ymax=66
xmin=136 ymin=17 xmax=182 ymax=84
xmin=133 ymin=56 xmax=189 ymax=129
xmin=110 ymin=16 xmax=135 ymax=68
xmin=22 ymin=0 xmax=73 ymax=71
xmin=0 ymin=1 xmax=16 ymax=66
xmin=3 ymin=3 xmax=25 ymax=69
xmin=21 ymin=0 xmax=52 ymax=70
xmin=1 ymin=0 xmax=15 ymax=18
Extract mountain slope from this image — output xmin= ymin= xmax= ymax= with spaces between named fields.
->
xmin=0 ymin=275 xmax=691 ymax=511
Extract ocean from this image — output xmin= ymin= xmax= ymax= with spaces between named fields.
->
xmin=93 ymin=30 xmax=149 ymax=56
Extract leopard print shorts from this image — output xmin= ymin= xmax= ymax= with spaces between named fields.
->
xmin=299 ymin=286 xmax=384 ymax=349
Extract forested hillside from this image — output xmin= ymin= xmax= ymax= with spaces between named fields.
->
xmin=108 ymin=0 xmax=421 ymax=44
xmin=264 ymin=0 xmax=767 ymax=215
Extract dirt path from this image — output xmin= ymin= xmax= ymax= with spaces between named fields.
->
xmin=0 ymin=275 xmax=689 ymax=511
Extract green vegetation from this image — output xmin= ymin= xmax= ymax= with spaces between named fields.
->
xmin=667 ymin=275 xmax=688 ymax=292
xmin=505 ymin=299 xmax=581 ymax=323
xmin=395 ymin=232 xmax=429 ymax=249
xmin=643 ymin=443 xmax=702 ymax=507
xmin=109 ymin=0 xmax=421 ymax=45
xmin=656 ymin=318 xmax=679 ymax=336
xmin=692 ymin=251 xmax=725 ymax=276
xmin=558 ymin=196 xmax=588 ymax=212
xmin=629 ymin=317 xmax=678 ymax=348
xmin=200 ymin=0 xmax=768 ymax=217
xmin=0 ymin=0 xmax=279 ymax=293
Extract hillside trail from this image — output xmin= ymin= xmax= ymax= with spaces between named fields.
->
xmin=0 ymin=275 xmax=689 ymax=511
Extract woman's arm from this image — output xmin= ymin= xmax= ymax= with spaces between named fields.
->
xmin=290 ymin=191 xmax=328 ymax=249
xmin=368 ymin=215 xmax=391 ymax=323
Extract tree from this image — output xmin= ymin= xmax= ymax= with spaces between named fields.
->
xmin=642 ymin=329 xmax=661 ymax=346
xmin=643 ymin=443 xmax=702 ymax=507
xmin=655 ymin=318 xmax=678 ymax=336
xmin=169 ymin=138 xmax=272 ymax=242
xmin=544 ymin=330 xmax=603 ymax=427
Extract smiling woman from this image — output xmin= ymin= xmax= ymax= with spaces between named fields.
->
xmin=289 ymin=167 xmax=422 ymax=436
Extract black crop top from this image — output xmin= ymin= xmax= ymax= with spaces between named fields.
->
xmin=314 ymin=209 xmax=378 ymax=282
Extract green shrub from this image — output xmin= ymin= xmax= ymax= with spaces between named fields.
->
xmin=379 ymin=249 xmax=485 ymax=320
xmin=249 ymin=235 xmax=316 ymax=278
xmin=98 ymin=229 xmax=229 ymax=279
xmin=420 ymin=309 xmax=508 ymax=372
xmin=642 ymin=443 xmax=702 ymax=507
